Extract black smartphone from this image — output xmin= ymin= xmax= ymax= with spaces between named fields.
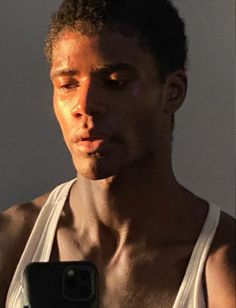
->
xmin=22 ymin=261 xmax=99 ymax=308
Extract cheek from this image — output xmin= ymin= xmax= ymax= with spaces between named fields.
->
xmin=123 ymin=88 xmax=164 ymax=144
xmin=53 ymin=97 xmax=72 ymax=140
xmin=121 ymin=88 xmax=162 ymax=126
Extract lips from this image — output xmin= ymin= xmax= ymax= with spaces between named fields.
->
xmin=72 ymin=133 xmax=110 ymax=154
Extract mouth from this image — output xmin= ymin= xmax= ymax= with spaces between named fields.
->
xmin=73 ymin=136 xmax=110 ymax=154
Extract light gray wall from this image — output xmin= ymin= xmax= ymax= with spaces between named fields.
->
xmin=173 ymin=0 xmax=235 ymax=217
xmin=0 ymin=1 xmax=235 ymax=216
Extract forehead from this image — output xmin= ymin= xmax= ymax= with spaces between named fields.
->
xmin=51 ymin=29 xmax=159 ymax=78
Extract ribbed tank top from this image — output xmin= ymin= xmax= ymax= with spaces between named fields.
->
xmin=6 ymin=178 xmax=221 ymax=308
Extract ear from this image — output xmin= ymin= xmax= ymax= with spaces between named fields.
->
xmin=163 ymin=70 xmax=187 ymax=114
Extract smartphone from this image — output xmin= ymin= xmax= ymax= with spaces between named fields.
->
xmin=22 ymin=261 xmax=99 ymax=308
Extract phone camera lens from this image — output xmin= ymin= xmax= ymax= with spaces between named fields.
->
xmin=67 ymin=269 xmax=75 ymax=276
xmin=63 ymin=266 xmax=94 ymax=302
xmin=80 ymin=270 xmax=90 ymax=281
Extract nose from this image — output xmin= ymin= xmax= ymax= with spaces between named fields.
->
xmin=71 ymin=78 xmax=106 ymax=118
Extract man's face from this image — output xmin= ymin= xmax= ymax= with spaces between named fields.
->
xmin=51 ymin=28 xmax=169 ymax=180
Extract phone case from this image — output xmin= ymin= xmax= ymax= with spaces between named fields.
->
xmin=22 ymin=261 xmax=99 ymax=308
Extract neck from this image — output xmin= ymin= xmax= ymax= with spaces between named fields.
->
xmin=69 ymin=152 xmax=188 ymax=245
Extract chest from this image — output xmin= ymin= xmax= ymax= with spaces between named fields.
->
xmin=100 ymin=261 xmax=183 ymax=308
xmin=50 ymin=229 xmax=193 ymax=308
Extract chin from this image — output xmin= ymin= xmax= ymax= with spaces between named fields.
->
xmin=73 ymin=157 xmax=119 ymax=181
xmin=71 ymin=143 xmax=154 ymax=180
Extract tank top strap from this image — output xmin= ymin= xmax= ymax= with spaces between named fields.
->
xmin=6 ymin=178 xmax=77 ymax=308
xmin=173 ymin=202 xmax=221 ymax=308
xmin=32 ymin=178 xmax=77 ymax=261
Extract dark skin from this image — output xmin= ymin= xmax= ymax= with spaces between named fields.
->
xmin=0 ymin=28 xmax=235 ymax=307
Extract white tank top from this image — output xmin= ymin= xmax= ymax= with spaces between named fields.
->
xmin=6 ymin=178 xmax=221 ymax=308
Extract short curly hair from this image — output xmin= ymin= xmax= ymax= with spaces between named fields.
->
xmin=45 ymin=0 xmax=188 ymax=82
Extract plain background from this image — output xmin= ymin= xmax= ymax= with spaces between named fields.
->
xmin=0 ymin=0 xmax=235 ymax=216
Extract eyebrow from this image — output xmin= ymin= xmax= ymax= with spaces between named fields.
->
xmin=50 ymin=69 xmax=80 ymax=80
xmin=50 ymin=63 xmax=138 ymax=80
xmin=98 ymin=63 xmax=137 ymax=72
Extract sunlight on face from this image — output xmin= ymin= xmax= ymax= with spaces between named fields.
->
xmin=51 ymin=29 xmax=168 ymax=180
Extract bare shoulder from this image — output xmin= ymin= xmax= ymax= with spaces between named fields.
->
xmin=209 ymin=211 xmax=235 ymax=258
xmin=205 ymin=211 xmax=236 ymax=307
xmin=0 ymin=192 xmax=50 ymax=306
xmin=0 ymin=192 xmax=50 ymax=243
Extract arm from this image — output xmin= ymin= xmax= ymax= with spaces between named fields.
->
xmin=0 ymin=209 xmax=26 ymax=306
xmin=0 ymin=194 xmax=49 ymax=306
xmin=205 ymin=213 xmax=236 ymax=308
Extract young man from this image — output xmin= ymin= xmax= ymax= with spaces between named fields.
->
xmin=1 ymin=0 xmax=235 ymax=307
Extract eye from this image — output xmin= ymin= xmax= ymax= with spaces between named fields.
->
xmin=59 ymin=80 xmax=80 ymax=93
xmin=105 ymin=79 xmax=127 ymax=88
xmin=104 ymin=72 xmax=130 ymax=89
